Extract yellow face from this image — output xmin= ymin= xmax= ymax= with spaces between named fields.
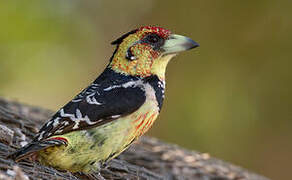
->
xmin=109 ymin=26 xmax=199 ymax=80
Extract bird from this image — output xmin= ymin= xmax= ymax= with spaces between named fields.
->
xmin=10 ymin=26 xmax=199 ymax=174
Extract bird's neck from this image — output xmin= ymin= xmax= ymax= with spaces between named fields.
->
xmin=149 ymin=54 xmax=176 ymax=81
xmin=143 ymin=75 xmax=165 ymax=111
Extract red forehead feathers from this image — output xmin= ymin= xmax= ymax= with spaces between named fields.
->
xmin=138 ymin=26 xmax=171 ymax=39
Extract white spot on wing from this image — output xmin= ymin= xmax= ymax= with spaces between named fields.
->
xmin=20 ymin=141 xmax=28 ymax=147
xmin=55 ymin=129 xmax=64 ymax=134
xmin=52 ymin=117 xmax=60 ymax=128
xmin=38 ymin=131 xmax=45 ymax=140
xmin=76 ymin=109 xmax=82 ymax=119
xmin=103 ymin=80 xmax=142 ymax=91
xmin=72 ymin=99 xmax=82 ymax=103
xmin=83 ymin=115 xmax=96 ymax=126
xmin=46 ymin=121 xmax=53 ymax=127
xmin=111 ymin=115 xmax=121 ymax=119
xmin=60 ymin=109 xmax=74 ymax=118
xmin=72 ymin=120 xmax=80 ymax=129
xmin=86 ymin=93 xmax=102 ymax=105
xmin=72 ymin=83 xmax=100 ymax=103
xmin=59 ymin=108 xmax=97 ymax=130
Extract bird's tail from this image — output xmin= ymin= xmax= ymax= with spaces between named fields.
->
xmin=8 ymin=138 xmax=68 ymax=161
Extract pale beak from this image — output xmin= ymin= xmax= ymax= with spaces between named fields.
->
xmin=162 ymin=34 xmax=199 ymax=54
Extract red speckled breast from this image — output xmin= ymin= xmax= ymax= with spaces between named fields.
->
xmin=132 ymin=112 xmax=159 ymax=138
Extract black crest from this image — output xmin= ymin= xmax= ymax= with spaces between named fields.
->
xmin=111 ymin=29 xmax=138 ymax=45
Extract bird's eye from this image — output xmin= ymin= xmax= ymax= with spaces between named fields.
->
xmin=146 ymin=34 xmax=161 ymax=44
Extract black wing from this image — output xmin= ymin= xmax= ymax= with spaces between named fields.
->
xmin=35 ymin=83 xmax=146 ymax=141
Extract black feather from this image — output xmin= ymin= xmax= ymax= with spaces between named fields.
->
xmin=111 ymin=29 xmax=138 ymax=45
xmin=9 ymin=138 xmax=67 ymax=161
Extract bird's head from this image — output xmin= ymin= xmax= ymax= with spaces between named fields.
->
xmin=109 ymin=26 xmax=199 ymax=80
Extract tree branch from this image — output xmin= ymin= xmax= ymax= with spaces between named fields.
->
xmin=0 ymin=97 xmax=269 ymax=180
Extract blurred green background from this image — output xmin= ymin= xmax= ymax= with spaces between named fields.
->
xmin=1 ymin=0 xmax=291 ymax=179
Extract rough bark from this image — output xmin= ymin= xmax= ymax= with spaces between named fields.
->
xmin=0 ymin=97 xmax=269 ymax=180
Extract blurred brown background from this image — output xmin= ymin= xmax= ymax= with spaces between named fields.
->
xmin=1 ymin=1 xmax=291 ymax=179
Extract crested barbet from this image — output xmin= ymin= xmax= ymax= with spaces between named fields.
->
xmin=11 ymin=26 xmax=199 ymax=173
